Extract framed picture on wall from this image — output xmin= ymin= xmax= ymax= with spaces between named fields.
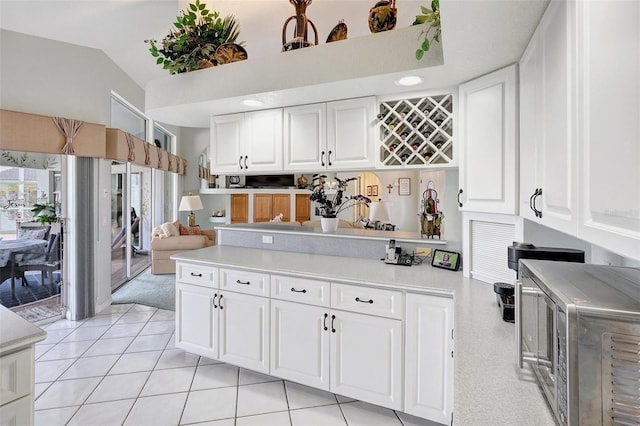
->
xmin=398 ymin=178 xmax=411 ymax=195
xmin=372 ymin=185 xmax=378 ymax=197
xmin=367 ymin=186 xmax=372 ymax=196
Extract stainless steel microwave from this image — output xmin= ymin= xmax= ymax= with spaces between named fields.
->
xmin=516 ymin=260 xmax=640 ymax=426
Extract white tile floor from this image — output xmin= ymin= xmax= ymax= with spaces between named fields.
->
xmin=34 ymin=303 xmax=439 ymax=426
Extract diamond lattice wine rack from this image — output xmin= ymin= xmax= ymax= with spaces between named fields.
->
xmin=377 ymin=94 xmax=454 ymax=167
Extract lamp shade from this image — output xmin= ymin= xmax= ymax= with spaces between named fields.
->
xmin=179 ymin=195 xmax=203 ymax=212
xmin=369 ymin=201 xmax=389 ymax=222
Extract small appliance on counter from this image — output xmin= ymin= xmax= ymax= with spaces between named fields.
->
xmin=493 ymin=242 xmax=585 ymax=323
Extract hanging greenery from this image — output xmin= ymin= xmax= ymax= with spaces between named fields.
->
xmin=413 ymin=0 xmax=441 ymax=60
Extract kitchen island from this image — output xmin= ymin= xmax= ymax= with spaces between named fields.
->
xmin=0 ymin=305 xmax=47 ymax=425
xmin=173 ymin=246 xmax=554 ymax=425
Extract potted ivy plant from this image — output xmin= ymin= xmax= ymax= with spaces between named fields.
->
xmin=413 ymin=0 xmax=441 ymax=60
xmin=146 ymin=0 xmax=245 ymax=74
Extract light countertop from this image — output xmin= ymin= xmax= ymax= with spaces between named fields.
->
xmin=0 ymin=305 xmax=47 ymax=355
xmin=173 ymin=246 xmax=555 ymax=425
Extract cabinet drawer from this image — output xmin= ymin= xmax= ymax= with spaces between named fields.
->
xmin=331 ymin=283 xmax=403 ymax=319
xmin=177 ymin=263 xmax=218 ymax=288
xmin=220 ymin=268 xmax=270 ymax=297
xmin=0 ymin=347 xmax=33 ymax=406
xmin=271 ymin=275 xmax=330 ymax=307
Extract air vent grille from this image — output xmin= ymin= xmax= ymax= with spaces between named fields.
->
xmin=469 ymin=220 xmax=516 ymax=284
xmin=603 ymin=333 xmax=640 ymax=425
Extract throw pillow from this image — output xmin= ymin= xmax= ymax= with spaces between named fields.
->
xmin=161 ymin=222 xmax=179 ymax=237
xmin=179 ymin=225 xmax=202 ymax=236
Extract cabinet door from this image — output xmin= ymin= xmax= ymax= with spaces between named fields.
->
xmin=577 ymin=0 xmax=640 ymax=259
xmin=458 ymin=65 xmax=517 ymax=214
xmin=405 ymin=294 xmax=454 ymax=424
xmin=272 ymin=194 xmax=290 ymax=222
xmin=284 ymin=103 xmax=327 ymax=171
xmin=519 ymin=29 xmax=542 ymax=221
xmin=0 ymin=395 xmax=33 ymax=426
xmin=295 ymin=194 xmax=311 ymax=224
xmin=538 ymin=0 xmax=577 ymax=234
xmin=330 ymin=310 xmax=402 ymax=410
xmin=271 ymin=300 xmax=330 ymax=390
xmin=253 ymin=194 xmax=273 ymax=223
xmin=245 ymin=109 xmax=283 ymax=172
xmin=327 ymin=97 xmax=376 ymax=170
xmin=218 ymin=291 xmax=270 ymax=374
xmin=230 ymin=194 xmax=249 ymax=223
xmin=211 ymin=114 xmax=243 ymax=173
xmin=175 ymin=283 xmax=217 ymax=359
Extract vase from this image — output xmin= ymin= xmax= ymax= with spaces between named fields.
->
xmin=320 ymin=217 xmax=339 ymax=233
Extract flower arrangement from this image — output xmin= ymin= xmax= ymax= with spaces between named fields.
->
xmin=145 ymin=0 xmax=243 ymax=74
xmin=309 ymin=175 xmax=371 ymax=218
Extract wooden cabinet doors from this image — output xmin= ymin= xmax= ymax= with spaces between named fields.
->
xmin=230 ymin=194 xmax=249 ymax=223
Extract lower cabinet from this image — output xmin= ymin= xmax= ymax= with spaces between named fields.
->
xmin=176 ymin=282 xmax=269 ymax=374
xmin=176 ymin=262 xmax=454 ymax=424
xmin=330 ymin=310 xmax=403 ymax=410
xmin=405 ymin=293 xmax=454 ymax=424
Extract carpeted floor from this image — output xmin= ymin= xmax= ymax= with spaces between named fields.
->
xmin=111 ymin=267 xmax=175 ymax=311
xmin=0 ymin=271 xmax=60 ymax=309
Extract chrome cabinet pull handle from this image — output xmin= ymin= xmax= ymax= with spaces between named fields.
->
xmin=219 ymin=294 xmax=224 ymax=309
xmin=529 ymin=189 xmax=536 ymax=214
xmin=323 ymin=313 xmax=328 ymax=331
xmin=213 ymin=293 xmax=218 ymax=308
xmin=355 ymin=297 xmax=374 ymax=304
xmin=533 ymin=188 xmax=543 ymax=218
xmin=190 ymin=272 xmax=202 ymax=277
xmin=321 ymin=151 xmax=325 ymax=167
xmin=331 ymin=314 xmax=336 ymax=333
xmin=327 ymin=150 xmax=332 ymax=166
xmin=290 ymin=287 xmax=307 ymax=293
xmin=457 ymin=189 xmax=463 ymax=208
xmin=236 ymin=280 xmax=250 ymax=285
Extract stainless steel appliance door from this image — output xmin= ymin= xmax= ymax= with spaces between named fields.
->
xmin=517 ymin=273 xmax=540 ymax=366
xmin=536 ymin=292 xmax=556 ymax=405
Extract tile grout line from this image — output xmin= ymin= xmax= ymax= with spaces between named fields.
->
xmin=282 ymin=380 xmax=293 ymax=426
xmin=233 ymin=367 xmax=240 ymax=426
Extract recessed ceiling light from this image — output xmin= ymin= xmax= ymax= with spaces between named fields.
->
xmin=396 ymin=76 xmax=423 ymax=87
xmin=241 ymin=99 xmax=264 ymax=107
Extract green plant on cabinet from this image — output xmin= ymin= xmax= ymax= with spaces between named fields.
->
xmin=414 ymin=0 xmax=441 ymax=60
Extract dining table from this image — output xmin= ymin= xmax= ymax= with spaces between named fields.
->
xmin=0 ymin=238 xmax=49 ymax=297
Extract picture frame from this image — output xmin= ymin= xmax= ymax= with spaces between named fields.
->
xmin=431 ymin=249 xmax=461 ymax=271
xmin=398 ymin=178 xmax=411 ymax=196
xmin=372 ymin=185 xmax=378 ymax=197
xmin=367 ymin=186 xmax=372 ymax=196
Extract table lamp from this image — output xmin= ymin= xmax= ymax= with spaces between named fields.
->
xmin=369 ymin=201 xmax=389 ymax=230
xmin=179 ymin=193 xmax=203 ymax=227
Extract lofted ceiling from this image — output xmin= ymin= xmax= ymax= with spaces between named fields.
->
xmin=0 ymin=0 xmax=549 ymax=127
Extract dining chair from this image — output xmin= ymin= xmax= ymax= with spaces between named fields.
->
xmin=12 ymin=233 xmax=61 ymax=289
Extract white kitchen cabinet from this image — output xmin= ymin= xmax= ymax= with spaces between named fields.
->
xmin=458 ymin=65 xmax=518 ymax=214
xmin=283 ymin=103 xmax=327 ymax=171
xmin=175 ymin=282 xmax=218 ymax=358
xmin=519 ymin=0 xmax=578 ymax=235
xmin=326 ymin=97 xmax=376 ymax=170
xmin=576 ymin=0 xmax=640 ymax=258
xmin=271 ymin=299 xmax=330 ymax=390
xmin=404 ymin=293 xmax=454 ymax=424
xmin=211 ymin=109 xmax=283 ymax=174
xmin=330 ymin=309 xmax=402 ymax=410
xmin=284 ymin=97 xmax=376 ymax=171
xmin=218 ymin=290 xmax=270 ymax=374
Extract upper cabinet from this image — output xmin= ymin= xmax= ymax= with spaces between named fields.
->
xmin=284 ymin=97 xmax=376 ymax=172
xmin=211 ymin=109 xmax=283 ymax=174
xmin=376 ymin=93 xmax=454 ymax=169
xmin=458 ymin=65 xmax=518 ymax=214
xmin=575 ymin=0 xmax=640 ymax=258
xmin=519 ymin=0 xmax=577 ymax=235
